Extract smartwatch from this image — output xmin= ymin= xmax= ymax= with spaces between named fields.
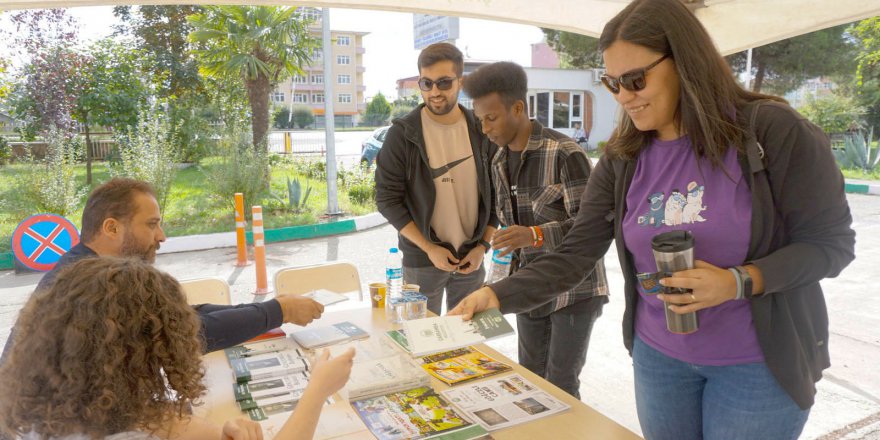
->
xmin=735 ymin=265 xmax=753 ymax=299
xmin=478 ymin=239 xmax=492 ymax=251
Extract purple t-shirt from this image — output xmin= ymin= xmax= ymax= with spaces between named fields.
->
xmin=622 ymin=136 xmax=764 ymax=365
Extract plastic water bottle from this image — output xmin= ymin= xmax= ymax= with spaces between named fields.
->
xmin=385 ymin=247 xmax=403 ymax=322
xmin=487 ymin=248 xmax=512 ymax=283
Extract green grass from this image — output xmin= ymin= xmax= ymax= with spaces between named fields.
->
xmin=0 ymin=158 xmax=377 ymax=253
xmin=840 ymin=167 xmax=880 ymax=181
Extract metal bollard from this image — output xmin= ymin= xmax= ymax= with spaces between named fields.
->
xmin=252 ymin=206 xmax=271 ymax=295
xmin=234 ymin=193 xmax=250 ymax=267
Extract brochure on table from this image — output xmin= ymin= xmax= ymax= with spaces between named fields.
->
xmin=420 ymin=347 xmax=512 ymax=386
xmin=400 ymin=309 xmax=514 ymax=357
xmin=440 ymin=373 xmax=570 ymax=431
xmin=289 ymin=321 xmax=369 ymax=349
xmin=351 ymin=386 xmax=490 ymax=440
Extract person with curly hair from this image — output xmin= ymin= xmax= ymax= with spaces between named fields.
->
xmin=0 ymin=257 xmax=355 ymax=440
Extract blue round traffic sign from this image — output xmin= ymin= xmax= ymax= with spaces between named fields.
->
xmin=11 ymin=214 xmax=80 ymax=272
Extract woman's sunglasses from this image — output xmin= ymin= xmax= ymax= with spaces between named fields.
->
xmin=418 ymin=76 xmax=458 ymax=92
xmin=600 ymin=54 xmax=670 ymax=94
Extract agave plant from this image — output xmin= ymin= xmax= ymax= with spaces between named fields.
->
xmin=285 ymin=176 xmax=312 ymax=212
xmin=834 ymin=127 xmax=880 ymax=172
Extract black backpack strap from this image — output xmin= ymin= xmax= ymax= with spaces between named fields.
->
xmin=745 ymin=100 xmax=767 ymax=173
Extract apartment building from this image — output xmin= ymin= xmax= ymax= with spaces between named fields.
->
xmin=273 ymin=8 xmax=367 ymax=127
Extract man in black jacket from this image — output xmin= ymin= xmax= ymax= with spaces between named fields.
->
xmin=1 ymin=178 xmax=324 ymax=362
xmin=375 ymin=43 xmax=498 ymax=315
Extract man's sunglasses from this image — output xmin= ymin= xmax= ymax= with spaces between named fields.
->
xmin=600 ymin=54 xmax=670 ymax=94
xmin=418 ymin=76 xmax=458 ymax=92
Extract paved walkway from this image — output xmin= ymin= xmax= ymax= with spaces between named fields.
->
xmin=1 ymin=193 xmax=879 ymax=439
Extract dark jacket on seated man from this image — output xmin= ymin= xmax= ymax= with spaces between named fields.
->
xmin=1 ymin=242 xmax=283 ymax=363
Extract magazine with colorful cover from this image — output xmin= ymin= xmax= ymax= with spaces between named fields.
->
xmin=290 ymin=321 xmax=369 ymax=349
xmin=440 ymin=374 xmax=570 ymax=431
xmin=420 ymin=347 xmax=512 ymax=386
xmin=401 ymin=309 xmax=514 ymax=357
xmin=224 ymin=337 xmax=304 ymax=361
xmin=351 ymin=386 xmax=490 ymax=440
xmin=345 ymin=354 xmax=431 ymax=401
xmin=231 ymin=350 xmax=310 ymax=383
xmin=233 ymin=372 xmax=310 ymax=401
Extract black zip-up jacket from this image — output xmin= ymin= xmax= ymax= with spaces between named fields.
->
xmin=375 ymin=104 xmax=499 ymax=267
xmin=491 ymin=100 xmax=856 ymax=409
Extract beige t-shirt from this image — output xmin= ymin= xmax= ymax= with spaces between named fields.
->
xmin=421 ymin=108 xmax=479 ymax=251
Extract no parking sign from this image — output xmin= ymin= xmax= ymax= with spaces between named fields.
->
xmin=11 ymin=214 xmax=80 ymax=272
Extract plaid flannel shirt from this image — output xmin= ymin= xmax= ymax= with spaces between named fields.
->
xmin=492 ymin=121 xmax=608 ymax=317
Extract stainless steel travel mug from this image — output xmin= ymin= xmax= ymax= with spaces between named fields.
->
xmin=651 ymin=230 xmax=698 ymax=334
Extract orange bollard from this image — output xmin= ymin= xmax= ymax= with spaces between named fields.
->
xmin=252 ymin=206 xmax=271 ymax=295
xmin=234 ymin=193 xmax=250 ymax=267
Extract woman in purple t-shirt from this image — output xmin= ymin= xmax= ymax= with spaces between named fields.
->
xmin=451 ymin=0 xmax=855 ymax=438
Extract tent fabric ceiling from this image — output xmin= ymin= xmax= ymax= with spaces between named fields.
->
xmin=1 ymin=0 xmax=879 ymax=54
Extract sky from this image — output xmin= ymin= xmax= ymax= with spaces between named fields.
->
xmin=55 ymin=6 xmax=547 ymax=99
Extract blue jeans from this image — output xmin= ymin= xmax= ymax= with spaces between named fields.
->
xmin=632 ymin=336 xmax=809 ymax=440
xmin=516 ymin=296 xmax=607 ymax=399
xmin=402 ymin=265 xmax=485 ymax=315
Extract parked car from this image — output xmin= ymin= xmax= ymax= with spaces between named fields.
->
xmin=360 ymin=126 xmax=390 ymax=166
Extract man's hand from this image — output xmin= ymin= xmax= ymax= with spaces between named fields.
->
xmin=426 ymin=243 xmax=459 ymax=272
xmin=308 ymin=348 xmax=356 ymax=399
xmin=221 ymin=418 xmax=263 ymax=440
xmin=491 ymin=225 xmax=533 ymax=257
xmin=447 ymin=286 xmax=500 ymax=320
xmin=276 ymin=294 xmax=324 ymax=326
xmin=456 ymin=244 xmax=487 ymax=274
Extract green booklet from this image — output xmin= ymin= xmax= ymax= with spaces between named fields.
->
xmin=399 ymin=309 xmax=514 ymax=357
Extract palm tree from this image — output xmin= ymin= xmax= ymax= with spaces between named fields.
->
xmin=188 ymin=6 xmax=314 ymax=152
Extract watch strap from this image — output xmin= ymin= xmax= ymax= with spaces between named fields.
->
xmin=478 ymin=239 xmax=492 ymax=251
xmin=735 ymin=265 xmax=753 ymax=299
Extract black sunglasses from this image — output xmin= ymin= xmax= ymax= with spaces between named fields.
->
xmin=600 ymin=54 xmax=670 ymax=94
xmin=418 ymin=76 xmax=458 ymax=92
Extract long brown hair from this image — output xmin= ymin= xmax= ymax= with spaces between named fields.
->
xmin=0 ymin=257 xmax=206 ymax=439
xmin=599 ymin=0 xmax=784 ymax=165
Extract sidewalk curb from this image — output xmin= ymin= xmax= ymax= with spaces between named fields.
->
xmin=0 ymin=212 xmax=388 ymax=271
xmin=845 ymin=180 xmax=880 ymax=195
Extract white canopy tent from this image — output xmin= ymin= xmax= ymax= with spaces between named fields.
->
xmin=1 ymin=0 xmax=880 ymax=54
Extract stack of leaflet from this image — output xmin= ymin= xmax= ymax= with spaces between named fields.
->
xmin=225 ymin=336 xmax=314 ymax=421
xmin=289 ymin=321 xmax=370 ymax=349
xmin=387 ymin=308 xmax=515 ymax=357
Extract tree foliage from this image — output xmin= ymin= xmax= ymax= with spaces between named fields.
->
xmin=113 ymin=5 xmax=212 ymax=163
xmin=188 ymin=6 xmax=316 ymax=152
xmin=799 ymin=93 xmax=864 ymax=135
xmin=292 ymin=105 xmax=314 ymax=129
xmin=363 ymin=93 xmax=392 ymax=126
xmin=850 ymin=18 xmax=880 ymax=129
xmin=540 ymin=29 xmax=602 ymax=69
xmin=726 ymin=24 xmax=856 ymax=94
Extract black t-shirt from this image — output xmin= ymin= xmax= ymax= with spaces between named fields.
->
xmin=506 ymin=150 xmax=523 ymax=224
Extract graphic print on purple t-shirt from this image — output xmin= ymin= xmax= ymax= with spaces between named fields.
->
xmin=637 ymin=180 xmax=707 ymax=228
xmin=622 ymin=136 xmax=764 ymax=366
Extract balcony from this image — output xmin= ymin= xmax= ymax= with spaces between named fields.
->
xmin=356 ymin=47 xmax=365 ymax=55
xmin=356 ymin=66 xmax=366 ymax=73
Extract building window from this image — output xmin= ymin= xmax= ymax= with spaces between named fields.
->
xmin=271 ymin=92 xmax=285 ymax=103
xmin=338 ymin=93 xmax=352 ymax=103
xmin=311 ymin=74 xmax=323 ymax=84
xmin=293 ymin=75 xmax=307 ymax=84
xmin=293 ymin=93 xmax=308 ymax=103
xmin=301 ymin=7 xmax=321 ymax=22
xmin=337 ymin=35 xmax=351 ymax=46
xmin=337 ymin=55 xmax=351 ymax=65
xmin=337 ymin=74 xmax=351 ymax=84
xmin=572 ymin=94 xmax=582 ymax=118
xmin=312 ymin=48 xmax=322 ymax=60
xmin=313 ymin=93 xmax=324 ymax=103
xmin=553 ymin=92 xmax=571 ymax=129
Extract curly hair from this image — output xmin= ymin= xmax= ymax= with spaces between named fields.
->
xmin=462 ymin=61 xmax=528 ymax=109
xmin=0 ymin=257 xmax=206 ymax=439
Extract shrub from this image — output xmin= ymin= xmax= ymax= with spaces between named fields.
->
xmin=110 ymin=110 xmax=179 ymax=210
xmin=204 ymin=128 xmax=270 ymax=215
xmin=799 ymin=93 xmax=864 ymax=136
xmin=273 ymin=107 xmax=295 ymax=129
xmin=342 ymin=162 xmax=375 ymax=206
xmin=0 ymin=135 xmax=10 ymax=165
xmin=293 ymin=105 xmax=314 ymax=129
xmin=834 ymin=127 xmax=880 ymax=172
xmin=16 ymin=127 xmax=87 ymax=216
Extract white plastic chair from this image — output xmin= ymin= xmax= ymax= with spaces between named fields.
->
xmin=274 ymin=261 xmax=363 ymax=301
xmin=179 ymin=277 xmax=232 ymax=306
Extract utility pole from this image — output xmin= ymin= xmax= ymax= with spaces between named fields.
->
xmin=322 ymin=7 xmax=341 ymax=215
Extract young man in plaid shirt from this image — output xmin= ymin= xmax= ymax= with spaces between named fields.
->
xmin=463 ymin=61 xmax=608 ymax=399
